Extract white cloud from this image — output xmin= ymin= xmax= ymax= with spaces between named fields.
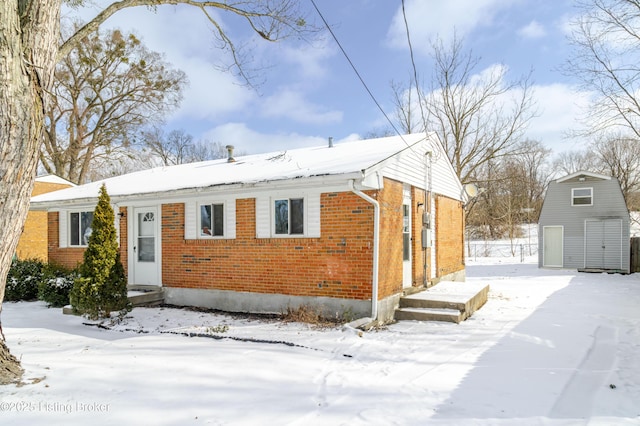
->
xmin=202 ymin=123 xmax=357 ymax=154
xmin=273 ymin=38 xmax=336 ymax=81
xmin=527 ymin=84 xmax=592 ymax=153
xmin=386 ymin=0 xmax=515 ymax=52
xmin=66 ymin=3 xmax=257 ymax=121
xmin=169 ymin=58 xmax=256 ymax=121
xmin=260 ymin=89 xmax=343 ymax=125
xmin=519 ymin=20 xmax=547 ymax=39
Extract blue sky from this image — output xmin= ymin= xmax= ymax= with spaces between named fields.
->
xmin=66 ymin=0 xmax=588 ymax=156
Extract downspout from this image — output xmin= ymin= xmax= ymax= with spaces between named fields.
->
xmin=350 ymin=179 xmax=379 ymax=321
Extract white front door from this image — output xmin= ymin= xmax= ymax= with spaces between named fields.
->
xmin=133 ymin=207 xmax=159 ymax=285
xmin=543 ymin=226 xmax=563 ymax=267
xmin=402 ymin=189 xmax=412 ymax=288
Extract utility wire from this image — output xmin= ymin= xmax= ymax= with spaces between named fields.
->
xmin=309 ymin=0 xmax=419 ymax=150
xmin=401 ymin=0 xmax=428 ymax=134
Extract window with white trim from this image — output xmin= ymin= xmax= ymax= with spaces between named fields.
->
xmin=572 ymin=188 xmax=593 ymax=206
xmin=199 ymin=203 xmax=225 ymax=237
xmin=274 ymin=198 xmax=304 ymax=235
xmin=69 ymin=211 xmax=94 ymax=246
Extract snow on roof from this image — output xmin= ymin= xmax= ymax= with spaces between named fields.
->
xmin=555 ymin=170 xmax=612 ymax=183
xmin=31 ymin=134 xmax=430 ymax=205
xmin=35 ymin=174 xmax=76 ymax=186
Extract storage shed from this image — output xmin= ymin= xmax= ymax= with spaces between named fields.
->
xmin=538 ymin=171 xmax=630 ymax=273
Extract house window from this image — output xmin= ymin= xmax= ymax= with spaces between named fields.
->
xmin=274 ymin=198 xmax=304 ymax=235
xmin=572 ymin=188 xmax=593 ymax=206
xmin=200 ymin=203 xmax=224 ymax=237
xmin=70 ymin=211 xmax=94 ymax=246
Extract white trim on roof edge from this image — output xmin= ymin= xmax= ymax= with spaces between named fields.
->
xmin=556 ymin=171 xmax=611 ymax=183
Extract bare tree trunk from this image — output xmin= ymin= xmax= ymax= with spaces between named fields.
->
xmin=0 ymin=0 xmax=61 ymax=383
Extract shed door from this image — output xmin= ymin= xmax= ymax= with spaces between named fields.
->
xmin=585 ymin=220 xmax=622 ymax=270
xmin=543 ymin=226 xmax=563 ymax=267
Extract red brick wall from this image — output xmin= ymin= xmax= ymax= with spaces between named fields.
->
xmin=435 ymin=194 xmax=465 ymax=277
xmin=161 ymin=193 xmax=376 ymax=300
xmin=46 ymin=183 xmax=465 ymax=298
xmin=119 ymin=207 xmax=128 ymax=278
xmin=377 ymin=180 xmax=403 ymax=299
xmin=48 ymin=212 xmax=84 ymax=269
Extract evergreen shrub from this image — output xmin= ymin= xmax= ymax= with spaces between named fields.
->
xmin=70 ymin=184 xmax=130 ymax=319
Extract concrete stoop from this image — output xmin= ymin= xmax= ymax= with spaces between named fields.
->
xmin=127 ymin=285 xmax=165 ymax=306
xmin=394 ymin=282 xmax=489 ymax=324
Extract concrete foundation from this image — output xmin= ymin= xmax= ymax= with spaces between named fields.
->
xmin=163 ymin=287 xmax=401 ymax=323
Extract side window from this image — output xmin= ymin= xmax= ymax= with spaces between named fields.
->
xmin=70 ymin=211 xmax=94 ymax=246
xmin=200 ymin=203 xmax=224 ymax=237
xmin=572 ymin=188 xmax=593 ymax=206
xmin=274 ymin=198 xmax=304 ymax=235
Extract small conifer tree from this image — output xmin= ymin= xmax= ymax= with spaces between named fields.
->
xmin=70 ymin=184 xmax=130 ymax=319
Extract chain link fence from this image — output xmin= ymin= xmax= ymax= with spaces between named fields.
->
xmin=466 ymin=242 xmax=538 ymax=262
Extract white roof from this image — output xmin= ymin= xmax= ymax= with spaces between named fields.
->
xmin=31 ymin=133 xmax=462 ymax=207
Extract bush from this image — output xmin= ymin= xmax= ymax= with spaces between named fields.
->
xmin=38 ymin=264 xmax=77 ymax=307
xmin=70 ymin=184 xmax=130 ymax=319
xmin=5 ymin=259 xmax=44 ymax=301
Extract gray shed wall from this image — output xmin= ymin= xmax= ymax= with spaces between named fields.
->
xmin=538 ymin=176 xmax=630 ymax=272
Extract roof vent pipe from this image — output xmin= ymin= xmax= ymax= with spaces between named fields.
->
xmin=225 ymin=145 xmax=236 ymax=163
xmin=328 ymin=137 xmax=333 ymax=148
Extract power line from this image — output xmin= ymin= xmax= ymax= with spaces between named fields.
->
xmin=309 ymin=0 xmax=411 ymax=143
xmin=401 ymin=0 xmax=428 ymax=134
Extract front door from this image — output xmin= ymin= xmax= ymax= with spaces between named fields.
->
xmin=402 ymin=189 xmax=412 ymax=288
xmin=543 ymin=226 xmax=563 ymax=267
xmin=133 ymin=207 xmax=159 ymax=285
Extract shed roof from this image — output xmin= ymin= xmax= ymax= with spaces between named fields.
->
xmin=556 ymin=170 xmax=612 ymax=183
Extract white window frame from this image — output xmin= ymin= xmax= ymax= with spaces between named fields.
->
xmin=272 ymin=196 xmax=306 ymax=237
xmin=68 ymin=210 xmax=94 ymax=247
xmin=197 ymin=201 xmax=226 ymax=239
xmin=572 ymin=187 xmax=593 ymax=206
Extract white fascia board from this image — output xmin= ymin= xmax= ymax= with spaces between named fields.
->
xmin=30 ymin=172 xmax=365 ymax=210
xmin=556 ymin=171 xmax=611 ymax=183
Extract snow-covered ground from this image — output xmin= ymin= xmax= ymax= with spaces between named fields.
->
xmin=1 ymin=258 xmax=639 ymax=425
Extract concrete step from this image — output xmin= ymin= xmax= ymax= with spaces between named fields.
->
xmin=395 ymin=307 xmax=463 ymax=323
xmin=127 ymin=285 xmax=164 ymax=306
xmin=395 ymin=282 xmax=489 ymax=323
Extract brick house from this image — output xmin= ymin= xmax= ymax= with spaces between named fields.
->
xmin=16 ymin=175 xmax=74 ymax=261
xmin=30 ymin=134 xmax=466 ymax=322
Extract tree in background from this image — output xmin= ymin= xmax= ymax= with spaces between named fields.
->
xmin=141 ymin=128 xmax=228 ymax=166
xmin=592 ymin=135 xmax=640 ymax=210
xmin=554 ymin=135 xmax=640 ymax=211
xmin=552 ymin=150 xmax=597 ymax=176
xmin=423 ymin=36 xmax=537 ymax=187
xmin=41 ymin=25 xmax=187 ymax=184
xmin=566 ymin=0 xmax=640 ymax=138
xmin=69 ymin=184 xmax=129 ymax=319
xmin=468 ymin=140 xmax=552 ymax=241
xmin=0 ymin=0 xmax=312 ymax=385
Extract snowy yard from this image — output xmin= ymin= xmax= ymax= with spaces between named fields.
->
xmin=1 ymin=258 xmax=639 ymax=425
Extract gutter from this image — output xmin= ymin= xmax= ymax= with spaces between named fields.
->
xmin=29 ymin=172 xmax=366 ymax=211
xmin=349 ymin=179 xmax=380 ymax=323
